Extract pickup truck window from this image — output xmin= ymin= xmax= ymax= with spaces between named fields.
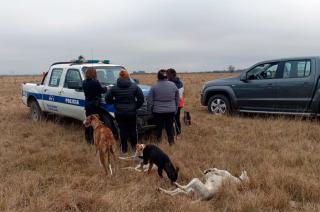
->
xmin=247 ymin=63 xmax=279 ymax=80
xmin=283 ymin=60 xmax=311 ymax=78
xmin=64 ymin=69 xmax=82 ymax=88
xmin=82 ymin=66 xmax=123 ymax=85
xmin=49 ymin=68 xmax=63 ymax=87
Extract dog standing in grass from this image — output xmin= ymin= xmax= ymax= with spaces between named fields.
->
xmin=138 ymin=144 xmax=179 ymax=183
xmin=83 ymin=114 xmax=116 ymax=175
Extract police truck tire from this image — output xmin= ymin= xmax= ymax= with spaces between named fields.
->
xmin=208 ymin=95 xmax=231 ymax=115
xmin=29 ymin=100 xmax=44 ymax=121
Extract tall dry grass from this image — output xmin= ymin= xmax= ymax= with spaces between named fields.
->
xmin=0 ymin=74 xmax=319 ymax=211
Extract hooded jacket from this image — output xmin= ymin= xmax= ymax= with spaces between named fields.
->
xmin=105 ymin=78 xmax=144 ymax=116
xmin=147 ymin=79 xmax=179 ymax=113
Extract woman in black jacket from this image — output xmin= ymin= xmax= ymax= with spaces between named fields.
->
xmin=105 ymin=70 xmax=144 ymax=155
xmin=82 ymin=67 xmax=105 ymax=144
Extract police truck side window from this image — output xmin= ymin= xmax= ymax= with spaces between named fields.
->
xmin=49 ymin=69 xmax=63 ymax=87
xmin=64 ymin=69 xmax=82 ymax=88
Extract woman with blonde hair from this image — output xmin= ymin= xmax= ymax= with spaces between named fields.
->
xmin=82 ymin=67 xmax=106 ymax=144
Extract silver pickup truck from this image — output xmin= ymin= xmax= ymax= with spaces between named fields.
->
xmin=22 ymin=60 xmax=154 ymax=136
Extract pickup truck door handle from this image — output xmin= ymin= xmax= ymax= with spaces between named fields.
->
xmin=58 ymin=90 xmax=64 ymax=95
xmin=44 ymin=88 xmax=48 ymax=92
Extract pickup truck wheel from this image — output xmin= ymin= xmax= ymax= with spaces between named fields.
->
xmin=29 ymin=100 xmax=44 ymax=121
xmin=208 ymin=95 xmax=231 ymax=115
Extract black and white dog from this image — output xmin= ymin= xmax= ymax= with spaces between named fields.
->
xmin=138 ymin=144 xmax=179 ymax=183
xmin=120 ymin=144 xmax=179 ymax=183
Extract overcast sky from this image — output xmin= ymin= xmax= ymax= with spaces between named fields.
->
xmin=1 ymin=0 xmax=320 ymax=74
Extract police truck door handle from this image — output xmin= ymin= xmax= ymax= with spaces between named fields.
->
xmin=44 ymin=89 xmax=48 ymax=92
xmin=58 ymin=91 xmax=64 ymax=95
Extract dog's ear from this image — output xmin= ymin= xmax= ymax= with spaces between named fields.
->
xmin=83 ymin=116 xmax=91 ymax=127
xmin=93 ymin=114 xmax=100 ymax=119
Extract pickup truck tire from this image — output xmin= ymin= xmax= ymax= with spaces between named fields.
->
xmin=29 ymin=100 xmax=44 ymax=121
xmin=208 ymin=95 xmax=231 ymax=115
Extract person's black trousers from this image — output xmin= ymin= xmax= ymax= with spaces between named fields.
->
xmin=84 ymin=100 xmax=102 ymax=145
xmin=153 ymin=112 xmax=175 ymax=145
xmin=115 ymin=114 xmax=138 ymax=153
xmin=175 ymin=107 xmax=182 ymax=135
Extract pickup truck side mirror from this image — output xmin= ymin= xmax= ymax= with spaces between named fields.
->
xmin=133 ymin=78 xmax=140 ymax=84
xmin=240 ymin=72 xmax=247 ymax=82
xmin=67 ymin=81 xmax=83 ymax=90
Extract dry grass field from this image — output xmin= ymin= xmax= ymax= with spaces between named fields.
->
xmin=0 ymin=73 xmax=320 ymax=211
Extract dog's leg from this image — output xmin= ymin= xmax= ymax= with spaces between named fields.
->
xmin=175 ymin=178 xmax=210 ymax=200
xmin=109 ymin=164 xmax=112 ymax=175
xmin=147 ymin=162 xmax=154 ymax=174
xmin=99 ymin=150 xmax=108 ymax=175
xmin=110 ymin=146 xmax=116 ymax=174
xmin=122 ymin=166 xmax=142 ymax=172
xmin=107 ymin=148 xmax=112 ymax=175
xmin=139 ymin=161 xmax=144 ymax=172
xmin=157 ymin=168 xmax=163 ymax=178
xmin=118 ymin=155 xmax=137 ymax=160
xmin=97 ymin=151 xmax=102 ymax=167
xmin=158 ymin=187 xmax=189 ymax=196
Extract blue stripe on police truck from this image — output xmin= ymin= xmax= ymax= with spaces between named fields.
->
xmin=26 ymin=92 xmax=115 ymax=112
xmin=42 ymin=94 xmax=85 ymax=106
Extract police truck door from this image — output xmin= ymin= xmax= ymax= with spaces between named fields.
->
xmin=43 ymin=68 xmax=64 ymax=113
xmin=59 ymin=68 xmax=86 ymax=121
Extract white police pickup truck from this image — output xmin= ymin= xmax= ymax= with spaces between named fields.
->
xmin=21 ymin=59 xmax=154 ymax=136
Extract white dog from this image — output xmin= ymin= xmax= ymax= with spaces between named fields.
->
xmin=159 ymin=168 xmax=249 ymax=201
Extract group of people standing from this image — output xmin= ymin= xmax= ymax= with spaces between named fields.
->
xmin=82 ymin=68 xmax=184 ymax=155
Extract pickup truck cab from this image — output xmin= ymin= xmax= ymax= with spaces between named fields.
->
xmin=22 ymin=60 xmax=153 ymax=135
xmin=201 ymin=57 xmax=320 ymax=116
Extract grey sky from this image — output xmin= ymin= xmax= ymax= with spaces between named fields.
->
xmin=1 ymin=0 xmax=320 ymax=74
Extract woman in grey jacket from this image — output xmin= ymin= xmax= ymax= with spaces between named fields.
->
xmin=147 ymin=69 xmax=179 ymax=145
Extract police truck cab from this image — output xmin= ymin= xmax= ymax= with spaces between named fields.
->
xmin=21 ymin=59 xmax=153 ymax=136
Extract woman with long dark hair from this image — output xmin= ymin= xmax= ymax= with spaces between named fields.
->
xmin=167 ymin=68 xmax=184 ymax=137
xmin=82 ymin=67 xmax=105 ymax=144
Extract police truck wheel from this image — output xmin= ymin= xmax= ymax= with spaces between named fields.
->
xmin=29 ymin=100 xmax=43 ymax=121
xmin=208 ymin=95 xmax=231 ymax=115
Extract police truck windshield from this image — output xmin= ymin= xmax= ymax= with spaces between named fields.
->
xmin=83 ymin=66 xmax=124 ymax=85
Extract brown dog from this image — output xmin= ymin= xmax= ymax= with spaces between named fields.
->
xmin=83 ymin=114 xmax=116 ymax=175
